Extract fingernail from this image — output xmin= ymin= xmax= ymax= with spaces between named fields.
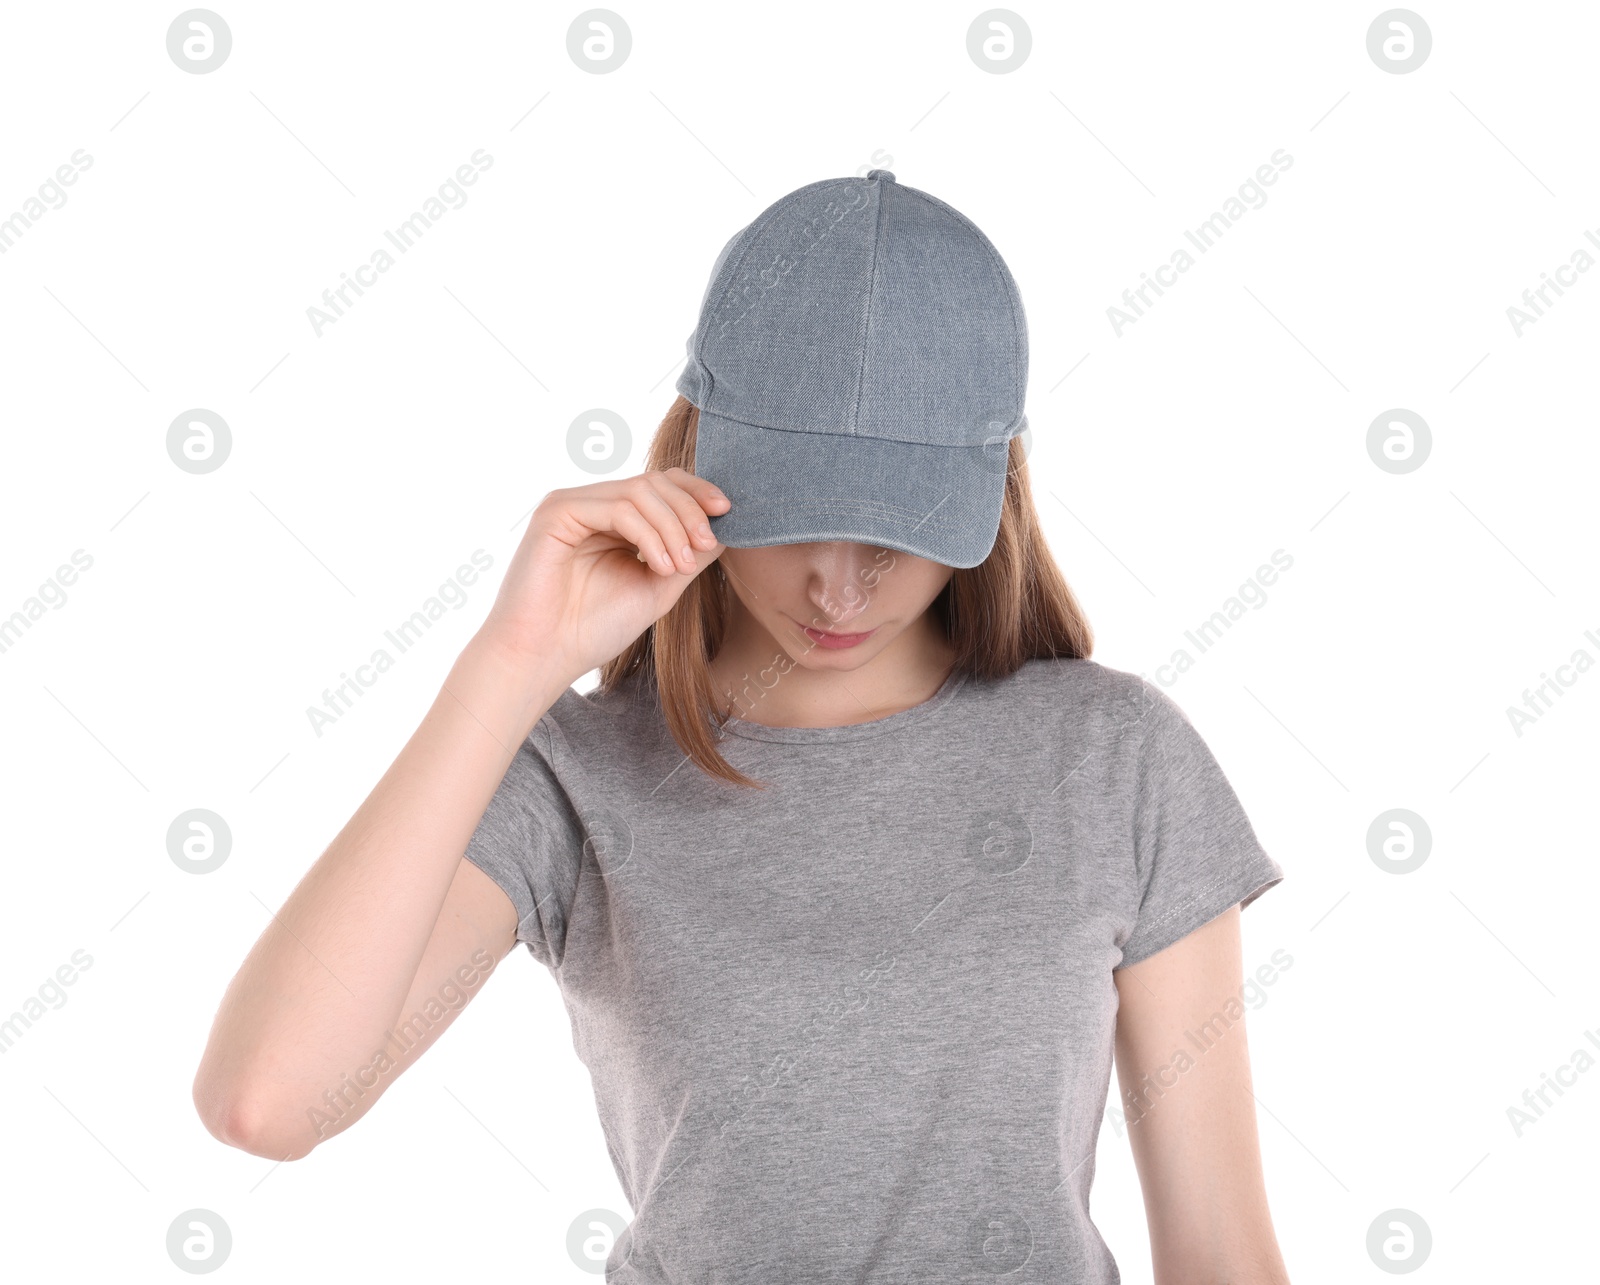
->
xmin=680 ymin=545 xmax=693 ymax=563
xmin=697 ymin=522 xmax=711 ymax=538
xmin=658 ymin=551 xmax=672 ymax=570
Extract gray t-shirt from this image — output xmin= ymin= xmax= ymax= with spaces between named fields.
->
xmin=463 ymin=655 xmax=1283 ymax=1282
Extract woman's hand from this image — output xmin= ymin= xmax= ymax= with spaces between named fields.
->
xmin=480 ymin=467 xmax=729 ymax=680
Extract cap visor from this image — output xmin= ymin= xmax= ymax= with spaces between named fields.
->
xmin=692 ymin=407 xmax=1008 ymax=569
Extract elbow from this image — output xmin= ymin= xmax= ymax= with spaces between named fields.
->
xmin=192 ymin=1073 xmax=320 ymax=1162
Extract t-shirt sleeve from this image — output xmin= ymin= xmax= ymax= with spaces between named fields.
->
xmin=461 ymin=717 xmax=585 ymax=971
xmin=1114 ymin=681 xmax=1284 ymax=970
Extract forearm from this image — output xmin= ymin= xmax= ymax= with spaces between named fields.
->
xmin=192 ymin=630 xmax=571 ymax=1147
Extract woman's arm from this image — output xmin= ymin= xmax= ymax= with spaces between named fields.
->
xmin=190 ymin=468 xmax=727 ymax=1162
xmin=191 ymin=635 xmax=569 ymax=1160
xmin=1112 ymin=905 xmax=1291 ymax=1285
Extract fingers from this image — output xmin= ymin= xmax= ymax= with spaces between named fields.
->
xmin=550 ymin=469 xmax=731 ymax=578
xmin=618 ymin=470 xmax=726 ymax=577
xmin=608 ymin=499 xmax=681 ymax=575
xmin=660 ymin=467 xmax=732 ymax=527
xmin=641 ymin=469 xmax=727 ymax=562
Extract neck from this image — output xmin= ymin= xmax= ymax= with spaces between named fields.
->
xmin=708 ymin=608 xmax=958 ymax=730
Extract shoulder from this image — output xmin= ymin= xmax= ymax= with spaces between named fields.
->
xmin=975 ymin=656 xmax=1169 ymax=736
xmin=944 ymin=657 xmax=1179 ymax=782
xmin=526 ymin=667 xmax=670 ymax=760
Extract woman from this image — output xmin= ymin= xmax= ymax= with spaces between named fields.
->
xmin=193 ymin=171 xmax=1289 ymax=1282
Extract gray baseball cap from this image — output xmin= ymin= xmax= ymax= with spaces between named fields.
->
xmin=675 ymin=169 xmax=1029 ymax=570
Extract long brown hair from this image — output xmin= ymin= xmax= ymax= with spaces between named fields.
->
xmin=599 ymin=396 xmax=1094 ymax=788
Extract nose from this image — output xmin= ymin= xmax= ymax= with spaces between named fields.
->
xmin=802 ymin=543 xmax=881 ymax=627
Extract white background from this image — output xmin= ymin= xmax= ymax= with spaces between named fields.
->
xmin=1 ymin=1 xmax=1594 ymax=1280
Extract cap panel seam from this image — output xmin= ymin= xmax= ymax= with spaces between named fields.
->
xmin=849 ymin=177 xmax=891 ymax=438
xmin=697 ymin=405 xmax=1005 ymax=449
xmin=895 ymin=184 xmax=1027 ymax=426
xmin=727 ymin=496 xmax=955 ymax=521
xmin=694 ymin=176 xmax=874 ymax=414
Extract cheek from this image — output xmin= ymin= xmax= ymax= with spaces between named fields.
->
xmin=863 ymin=568 xmax=949 ymax=618
xmin=899 ymin=564 xmax=954 ymax=604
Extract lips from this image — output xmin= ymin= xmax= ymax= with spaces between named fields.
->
xmin=793 ymin=617 xmax=877 ymax=650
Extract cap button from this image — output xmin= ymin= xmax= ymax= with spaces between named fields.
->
xmin=867 ymin=169 xmax=895 ymax=184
